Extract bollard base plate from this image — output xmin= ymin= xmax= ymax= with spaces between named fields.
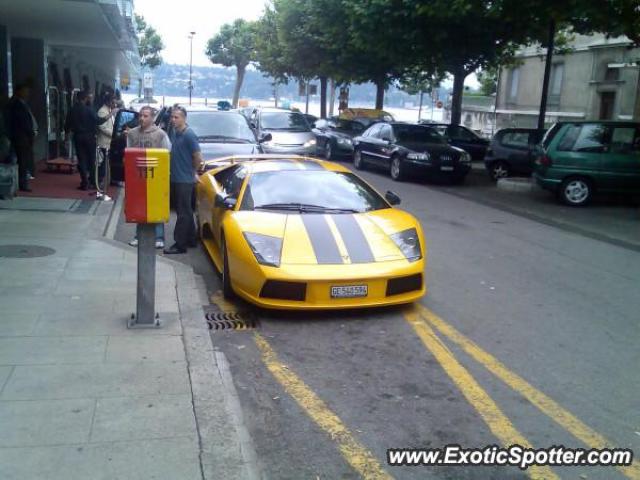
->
xmin=128 ymin=312 xmax=162 ymax=329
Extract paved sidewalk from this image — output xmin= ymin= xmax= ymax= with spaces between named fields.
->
xmin=0 ymin=195 xmax=259 ymax=480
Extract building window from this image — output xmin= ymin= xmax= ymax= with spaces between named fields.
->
xmin=508 ymin=68 xmax=520 ymax=101
xmin=604 ymin=67 xmax=619 ymax=82
xmin=550 ymin=63 xmax=564 ymax=96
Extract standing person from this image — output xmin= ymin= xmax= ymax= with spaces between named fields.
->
xmin=65 ymin=90 xmax=97 ymax=190
xmin=96 ymin=88 xmax=117 ymax=190
xmin=127 ymin=106 xmax=171 ymax=249
xmin=164 ymin=106 xmax=202 ymax=255
xmin=7 ymin=83 xmax=37 ymax=192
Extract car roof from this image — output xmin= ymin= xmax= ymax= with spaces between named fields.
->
xmin=258 ymin=107 xmax=304 ymax=114
xmin=554 ymin=120 xmax=639 ymax=126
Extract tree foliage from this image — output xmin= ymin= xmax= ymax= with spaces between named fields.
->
xmin=134 ymin=14 xmax=164 ymax=70
xmin=206 ymin=19 xmax=258 ymax=107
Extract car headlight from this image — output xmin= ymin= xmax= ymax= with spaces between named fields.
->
xmin=459 ymin=151 xmax=471 ymax=163
xmin=303 ymin=139 xmax=317 ymax=148
xmin=390 ymin=228 xmax=421 ymax=262
xmin=337 ymin=138 xmax=352 ymax=145
xmin=407 ymin=152 xmax=430 ymax=162
xmin=243 ymin=232 xmax=283 ymax=267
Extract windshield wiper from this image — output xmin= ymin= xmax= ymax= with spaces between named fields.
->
xmin=254 ymin=203 xmax=360 ymax=213
xmin=198 ymin=135 xmax=253 ymax=143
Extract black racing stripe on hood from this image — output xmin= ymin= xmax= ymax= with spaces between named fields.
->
xmin=332 ymin=214 xmax=375 ymax=263
xmin=301 ymin=215 xmax=343 ymax=264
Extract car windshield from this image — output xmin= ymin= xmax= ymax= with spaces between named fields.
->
xmin=394 ymin=125 xmax=446 ymax=144
xmin=261 ymin=112 xmax=310 ymax=131
xmin=334 ymin=120 xmax=366 ymax=133
xmin=186 ymin=112 xmax=256 ymax=142
xmin=240 ymin=170 xmax=389 ymax=213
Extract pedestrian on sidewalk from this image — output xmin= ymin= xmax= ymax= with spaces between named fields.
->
xmin=65 ymin=91 xmax=97 ymax=190
xmin=127 ymin=105 xmax=172 ymax=249
xmin=164 ymin=105 xmax=202 ymax=255
xmin=7 ymin=82 xmax=37 ymax=192
xmin=96 ymin=88 xmax=118 ymax=188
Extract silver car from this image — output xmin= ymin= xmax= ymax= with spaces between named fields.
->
xmin=251 ymin=107 xmax=317 ymax=155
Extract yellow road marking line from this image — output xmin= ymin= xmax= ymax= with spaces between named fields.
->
xmin=254 ymin=333 xmax=393 ymax=480
xmin=404 ymin=308 xmax=559 ymax=480
xmin=415 ymin=304 xmax=640 ymax=480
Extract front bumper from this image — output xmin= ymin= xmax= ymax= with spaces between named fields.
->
xmin=404 ymin=159 xmax=471 ymax=177
xmin=263 ymin=144 xmax=317 ymax=156
xmin=231 ymin=259 xmax=426 ymax=310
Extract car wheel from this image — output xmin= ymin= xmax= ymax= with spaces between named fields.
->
xmin=221 ymin=234 xmax=235 ymax=298
xmin=559 ymin=177 xmax=593 ymax=206
xmin=353 ymin=149 xmax=364 ymax=170
xmin=390 ymin=156 xmax=404 ymax=181
xmin=489 ymin=161 xmax=510 ymax=181
xmin=324 ymin=141 xmax=333 ymax=160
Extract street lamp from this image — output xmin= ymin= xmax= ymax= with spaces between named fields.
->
xmin=188 ymin=31 xmax=196 ymax=105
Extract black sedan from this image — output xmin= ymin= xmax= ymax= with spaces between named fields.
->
xmin=422 ymin=122 xmax=489 ymax=161
xmin=352 ymin=122 xmax=471 ymax=183
xmin=312 ymin=117 xmax=367 ymax=159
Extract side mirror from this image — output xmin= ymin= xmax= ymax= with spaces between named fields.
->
xmin=258 ymin=132 xmax=272 ymax=143
xmin=215 ymin=194 xmax=237 ymax=210
xmin=385 ymin=190 xmax=401 ymax=206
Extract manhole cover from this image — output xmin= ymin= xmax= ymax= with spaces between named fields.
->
xmin=205 ymin=311 xmax=259 ymax=331
xmin=0 ymin=244 xmax=56 ymax=258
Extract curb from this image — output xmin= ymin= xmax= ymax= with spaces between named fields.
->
xmin=496 ymin=177 xmax=536 ymax=193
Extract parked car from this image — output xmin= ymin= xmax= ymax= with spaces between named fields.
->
xmin=312 ymin=117 xmax=367 ymax=159
xmin=425 ymin=123 xmax=489 ymax=161
xmin=352 ymin=122 xmax=471 ymax=182
xmin=533 ymin=121 xmax=640 ymax=206
xmin=127 ymin=97 xmax=160 ymax=112
xmin=484 ymin=128 xmax=545 ymax=181
xmin=249 ymin=107 xmax=316 ymax=155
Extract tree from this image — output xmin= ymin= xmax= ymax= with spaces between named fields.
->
xmin=477 ymin=67 xmax=499 ymax=96
xmin=206 ymin=19 xmax=257 ymax=108
xmin=135 ymin=14 xmax=164 ymax=70
xmin=397 ymin=69 xmax=445 ymax=120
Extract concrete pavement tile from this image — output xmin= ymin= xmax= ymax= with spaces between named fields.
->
xmin=0 ymin=313 xmax=40 ymax=336
xmin=0 ymin=273 xmax=62 ymax=288
xmin=33 ymin=311 xmax=181 ymax=336
xmin=105 ymin=336 xmax=184 ymax=362
xmin=0 ymin=222 xmax=89 ymax=239
xmin=62 ymin=266 xmax=122 ymax=281
xmin=1 ymin=362 xmax=190 ymax=400
xmin=0 ymin=398 xmax=95 ymax=447
xmin=0 ymin=337 xmax=107 ymax=365
xmin=90 ymin=394 xmax=195 ymax=442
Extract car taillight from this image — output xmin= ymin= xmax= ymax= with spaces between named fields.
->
xmin=537 ymin=155 xmax=552 ymax=167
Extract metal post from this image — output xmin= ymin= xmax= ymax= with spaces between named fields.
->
xmin=538 ymin=20 xmax=555 ymax=131
xmin=189 ymin=31 xmax=195 ymax=106
xmin=493 ymin=67 xmax=502 ymax=137
xmin=418 ymin=91 xmax=423 ymax=122
xmin=130 ymin=223 xmax=159 ymax=327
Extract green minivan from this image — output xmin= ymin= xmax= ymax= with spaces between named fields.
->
xmin=533 ymin=121 xmax=640 ymax=206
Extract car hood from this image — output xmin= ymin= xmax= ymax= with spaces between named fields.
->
xmin=232 ymin=209 xmax=420 ymax=265
xmin=199 ymin=142 xmax=261 ymax=161
xmin=265 ymin=131 xmax=314 ymax=145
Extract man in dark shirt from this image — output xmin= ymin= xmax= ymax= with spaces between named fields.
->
xmin=8 ymin=83 xmax=36 ymax=192
xmin=65 ymin=90 xmax=99 ymax=190
xmin=164 ymin=106 xmax=203 ymax=254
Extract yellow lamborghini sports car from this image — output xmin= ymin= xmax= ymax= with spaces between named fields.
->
xmin=195 ymin=155 xmax=426 ymax=310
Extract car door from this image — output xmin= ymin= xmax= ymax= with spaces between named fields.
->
xmin=500 ymin=130 xmax=531 ymax=174
xmin=210 ymin=165 xmax=246 ymax=247
xmin=358 ymin=123 xmax=383 ymax=163
xmin=601 ymin=125 xmax=640 ymax=192
xmin=109 ymin=109 xmax=138 ymax=182
xmin=375 ymin=123 xmax=395 ymax=168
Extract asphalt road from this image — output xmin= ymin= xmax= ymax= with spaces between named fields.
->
xmin=115 ymin=164 xmax=640 ymax=480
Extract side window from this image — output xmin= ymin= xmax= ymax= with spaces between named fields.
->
xmin=364 ymin=123 xmax=382 ymax=138
xmin=213 ymin=165 xmax=240 ymax=196
xmin=379 ymin=124 xmax=393 ymax=141
xmin=435 ymin=126 xmax=448 ymax=137
xmin=501 ymin=131 xmax=530 ymax=149
xmin=557 ymin=125 xmax=583 ymax=151
xmin=571 ymin=124 xmax=608 ymax=153
xmin=115 ymin=111 xmax=137 ymax=134
xmin=226 ymin=167 xmax=247 ymax=198
xmin=450 ymin=126 xmax=476 ymax=141
xmin=610 ymin=127 xmax=639 ymax=154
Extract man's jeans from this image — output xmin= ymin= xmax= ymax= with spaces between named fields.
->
xmin=171 ymin=182 xmax=196 ymax=249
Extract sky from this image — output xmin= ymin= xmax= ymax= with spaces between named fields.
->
xmin=133 ymin=0 xmax=268 ymax=67
xmin=132 ymin=0 xmax=479 ymax=88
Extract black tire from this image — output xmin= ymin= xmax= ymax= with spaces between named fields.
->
xmin=324 ymin=141 xmax=333 ymax=160
xmin=558 ymin=176 xmax=593 ymax=206
xmin=390 ymin=155 xmax=404 ymax=181
xmin=221 ymin=235 xmax=235 ymax=298
xmin=489 ymin=161 xmax=510 ymax=181
xmin=353 ymin=149 xmax=364 ymax=170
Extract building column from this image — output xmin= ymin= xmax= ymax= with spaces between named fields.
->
xmin=0 ymin=25 xmax=9 ymax=101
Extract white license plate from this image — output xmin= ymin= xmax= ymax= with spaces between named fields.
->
xmin=440 ymin=165 xmax=454 ymax=171
xmin=331 ymin=285 xmax=368 ymax=298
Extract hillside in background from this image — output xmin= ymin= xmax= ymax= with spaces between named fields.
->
xmin=140 ymin=64 xmax=449 ymax=108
